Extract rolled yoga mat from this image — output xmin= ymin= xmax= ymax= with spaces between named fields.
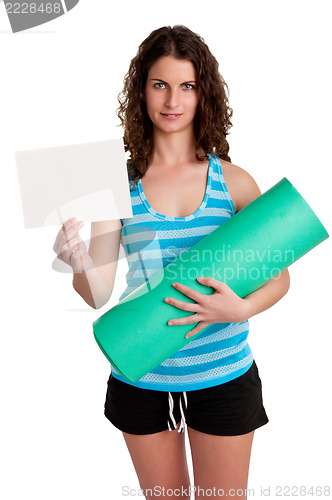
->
xmin=92 ymin=177 xmax=329 ymax=382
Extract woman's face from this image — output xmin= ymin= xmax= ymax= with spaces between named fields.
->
xmin=144 ymin=55 xmax=199 ymax=135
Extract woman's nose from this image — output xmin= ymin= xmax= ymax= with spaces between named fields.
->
xmin=165 ymin=89 xmax=179 ymax=108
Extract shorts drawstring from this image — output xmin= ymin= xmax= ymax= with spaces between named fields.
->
xmin=167 ymin=391 xmax=188 ymax=433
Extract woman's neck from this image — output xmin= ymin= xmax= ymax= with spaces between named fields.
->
xmin=151 ymin=128 xmax=200 ymax=168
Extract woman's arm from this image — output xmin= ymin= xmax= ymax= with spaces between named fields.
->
xmin=223 ymin=161 xmax=290 ymax=320
xmin=73 ymin=219 xmax=122 ymax=309
xmin=243 ymin=269 xmax=290 ymax=320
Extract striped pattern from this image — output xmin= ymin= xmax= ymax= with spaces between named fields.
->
xmin=111 ymin=154 xmax=253 ymax=391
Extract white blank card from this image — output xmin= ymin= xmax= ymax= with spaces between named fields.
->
xmin=15 ymin=138 xmax=133 ymax=228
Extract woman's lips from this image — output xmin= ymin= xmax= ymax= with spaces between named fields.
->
xmin=160 ymin=113 xmax=182 ymax=120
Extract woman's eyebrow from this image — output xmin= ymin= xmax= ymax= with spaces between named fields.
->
xmin=150 ymin=78 xmax=197 ymax=84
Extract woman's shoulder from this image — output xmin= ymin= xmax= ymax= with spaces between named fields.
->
xmin=218 ymin=157 xmax=262 ymax=213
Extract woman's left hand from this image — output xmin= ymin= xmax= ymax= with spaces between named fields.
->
xmin=164 ymin=277 xmax=251 ymax=339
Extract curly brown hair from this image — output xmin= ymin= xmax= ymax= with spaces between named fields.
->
xmin=117 ymin=25 xmax=233 ymax=189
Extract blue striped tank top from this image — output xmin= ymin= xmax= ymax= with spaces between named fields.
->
xmin=111 ymin=154 xmax=253 ymax=391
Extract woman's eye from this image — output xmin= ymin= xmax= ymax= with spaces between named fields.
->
xmin=154 ymin=83 xmax=165 ymax=89
xmin=183 ymin=84 xmax=194 ymax=90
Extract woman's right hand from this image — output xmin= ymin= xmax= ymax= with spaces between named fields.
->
xmin=53 ymin=217 xmax=93 ymax=274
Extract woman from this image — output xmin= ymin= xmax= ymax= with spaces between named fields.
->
xmin=54 ymin=25 xmax=290 ymax=499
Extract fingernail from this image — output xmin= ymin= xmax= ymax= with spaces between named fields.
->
xmin=168 ymin=321 xmax=173 ymax=325
xmin=172 ymin=283 xmax=177 ymax=288
xmin=164 ymin=298 xmax=170 ymax=303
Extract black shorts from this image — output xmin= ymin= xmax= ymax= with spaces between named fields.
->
xmin=104 ymin=360 xmax=269 ymax=436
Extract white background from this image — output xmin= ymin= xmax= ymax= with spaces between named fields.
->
xmin=1 ymin=0 xmax=331 ymax=498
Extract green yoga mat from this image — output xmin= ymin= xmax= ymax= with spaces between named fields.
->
xmin=92 ymin=177 xmax=329 ymax=382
